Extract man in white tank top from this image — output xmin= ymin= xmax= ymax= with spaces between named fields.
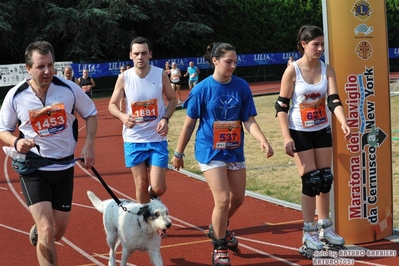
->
xmin=108 ymin=37 xmax=177 ymax=204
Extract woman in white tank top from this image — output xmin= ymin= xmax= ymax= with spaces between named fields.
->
xmin=275 ymin=25 xmax=351 ymax=257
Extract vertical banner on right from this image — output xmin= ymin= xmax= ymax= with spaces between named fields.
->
xmin=322 ymin=0 xmax=393 ymax=244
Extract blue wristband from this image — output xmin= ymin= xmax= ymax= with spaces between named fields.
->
xmin=174 ymin=151 xmax=184 ymax=158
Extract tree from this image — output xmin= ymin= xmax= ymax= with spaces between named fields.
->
xmin=0 ymin=1 xmax=13 ymax=62
xmin=387 ymin=0 xmax=399 ymax=47
xmin=0 ymin=0 xmax=397 ymax=64
xmin=0 ymin=0 xmax=226 ymax=62
xmin=0 ymin=0 xmax=53 ymax=63
xmin=213 ymin=0 xmax=322 ymax=54
xmin=117 ymin=0 xmax=227 ymax=58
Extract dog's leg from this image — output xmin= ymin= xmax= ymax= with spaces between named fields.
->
xmin=120 ymin=247 xmax=132 ymax=266
xmin=108 ymin=247 xmax=116 ymax=266
xmin=148 ymin=249 xmax=163 ymax=266
xmin=107 ymin=233 xmax=118 ymax=266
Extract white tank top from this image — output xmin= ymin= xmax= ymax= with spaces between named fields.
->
xmin=288 ymin=61 xmax=330 ymax=131
xmin=170 ymin=68 xmax=180 ymax=82
xmin=122 ymin=66 xmax=166 ymax=142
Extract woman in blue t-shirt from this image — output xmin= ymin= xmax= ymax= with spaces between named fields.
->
xmin=171 ymin=42 xmax=274 ymax=266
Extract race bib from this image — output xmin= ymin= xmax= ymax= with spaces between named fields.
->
xmin=131 ymin=99 xmax=158 ymax=123
xmin=171 ymin=76 xmax=180 ymax=82
xmin=299 ymin=97 xmax=328 ymax=127
xmin=213 ymin=121 xmax=241 ymax=149
xmin=29 ymin=103 xmax=67 ymax=137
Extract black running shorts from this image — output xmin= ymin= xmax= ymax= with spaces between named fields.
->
xmin=19 ymin=167 xmax=74 ymax=212
xmin=289 ymin=126 xmax=332 ymax=153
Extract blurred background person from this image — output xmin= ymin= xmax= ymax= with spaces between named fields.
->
xmin=78 ymin=69 xmax=95 ymax=98
xmin=170 ymin=62 xmax=182 ymax=104
xmin=164 ymin=61 xmax=172 ymax=80
xmin=184 ymin=61 xmax=200 ymax=90
xmin=63 ymin=66 xmax=78 ymax=84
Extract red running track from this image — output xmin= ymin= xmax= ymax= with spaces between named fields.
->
xmin=1 ymin=81 xmax=399 ymax=266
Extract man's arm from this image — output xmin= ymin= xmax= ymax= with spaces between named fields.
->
xmin=0 ymin=131 xmax=35 ymax=154
xmin=108 ymin=74 xmax=135 ymax=129
xmin=108 ymin=74 xmax=126 ymax=119
xmin=0 ymin=130 xmax=17 ymax=148
xmin=80 ymin=115 xmax=97 ymax=169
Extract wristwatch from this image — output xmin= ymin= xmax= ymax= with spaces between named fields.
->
xmin=162 ymin=116 xmax=169 ymax=124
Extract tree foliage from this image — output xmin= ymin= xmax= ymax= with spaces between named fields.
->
xmin=213 ymin=0 xmax=322 ymax=54
xmin=0 ymin=0 xmax=226 ymax=63
xmin=386 ymin=0 xmax=399 ymax=47
xmin=0 ymin=0 xmax=397 ymax=64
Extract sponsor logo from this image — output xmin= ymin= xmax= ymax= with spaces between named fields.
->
xmin=352 ymin=0 xmax=372 ymax=21
xmin=355 ymin=41 xmax=373 ymax=60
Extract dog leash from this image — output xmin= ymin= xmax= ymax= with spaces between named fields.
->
xmin=76 ymin=158 xmax=127 ymax=212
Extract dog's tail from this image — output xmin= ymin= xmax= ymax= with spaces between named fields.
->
xmin=87 ymin=190 xmax=105 ymax=213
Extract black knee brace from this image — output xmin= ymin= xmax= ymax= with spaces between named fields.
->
xmin=319 ymin=168 xmax=334 ymax=193
xmin=301 ymin=170 xmax=321 ymax=197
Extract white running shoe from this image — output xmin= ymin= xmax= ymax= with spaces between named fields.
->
xmin=302 ymin=222 xmax=323 ymax=250
xmin=318 ymin=218 xmax=345 ymax=246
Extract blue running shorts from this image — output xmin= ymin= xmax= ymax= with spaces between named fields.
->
xmin=124 ymin=140 xmax=168 ymax=168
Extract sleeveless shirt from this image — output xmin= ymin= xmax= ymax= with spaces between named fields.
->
xmin=122 ymin=67 xmax=166 ymax=143
xmin=288 ymin=61 xmax=330 ymax=132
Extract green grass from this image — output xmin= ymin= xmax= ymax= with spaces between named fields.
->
xmin=167 ymin=91 xmax=399 ymax=228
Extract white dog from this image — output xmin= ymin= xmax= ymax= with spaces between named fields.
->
xmin=87 ymin=191 xmax=172 ymax=266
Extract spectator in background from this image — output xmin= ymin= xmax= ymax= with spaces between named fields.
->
xmin=120 ymin=65 xmax=126 ymax=73
xmin=163 ymin=61 xmax=172 ymax=80
xmin=184 ymin=61 xmax=200 ymax=90
xmin=170 ymin=62 xmax=182 ymax=104
xmin=63 ymin=66 xmax=78 ymax=84
xmin=78 ymin=69 xmax=95 ymax=98
xmin=126 ymin=63 xmax=132 ymax=69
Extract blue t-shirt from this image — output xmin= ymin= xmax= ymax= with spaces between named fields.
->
xmin=183 ymin=75 xmax=257 ymax=164
xmin=187 ymin=66 xmax=199 ymax=81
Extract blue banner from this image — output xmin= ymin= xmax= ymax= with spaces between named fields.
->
xmin=389 ymin=47 xmax=399 ymax=58
xmin=71 ymin=49 xmax=398 ymax=79
xmin=71 ymin=52 xmax=303 ymax=79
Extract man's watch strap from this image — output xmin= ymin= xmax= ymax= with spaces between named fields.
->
xmin=162 ymin=116 xmax=169 ymax=123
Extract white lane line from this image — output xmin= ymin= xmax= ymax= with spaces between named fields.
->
xmin=0 ymin=223 xmax=63 ymax=246
xmin=78 ymin=162 xmax=300 ymax=265
xmin=3 ymin=155 xmax=105 ymax=265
